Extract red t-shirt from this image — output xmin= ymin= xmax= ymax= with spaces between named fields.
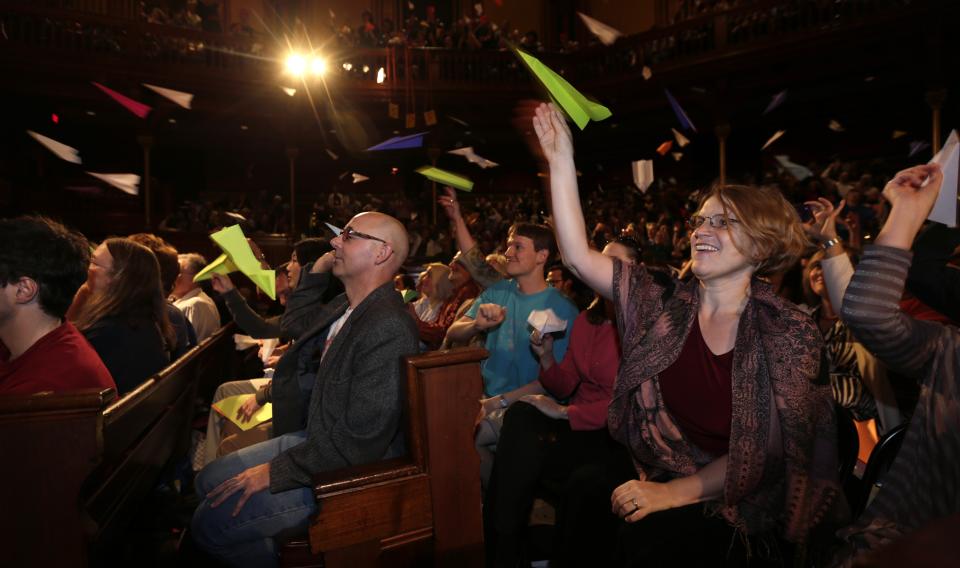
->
xmin=0 ymin=322 xmax=116 ymax=395
xmin=658 ymin=316 xmax=733 ymax=457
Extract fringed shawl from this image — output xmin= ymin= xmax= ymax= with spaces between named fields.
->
xmin=607 ymin=259 xmax=843 ymax=542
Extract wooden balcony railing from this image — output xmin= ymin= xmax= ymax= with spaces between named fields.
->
xmin=0 ymin=0 xmax=934 ymax=91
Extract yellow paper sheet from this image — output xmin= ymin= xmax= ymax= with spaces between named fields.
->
xmin=416 ymin=166 xmax=474 ymax=192
xmin=515 ymin=48 xmax=612 ymax=130
xmin=212 ymin=394 xmax=273 ymax=431
xmin=193 ymin=225 xmax=276 ymax=299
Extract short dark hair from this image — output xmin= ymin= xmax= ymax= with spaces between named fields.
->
xmin=294 ymin=237 xmax=332 ymax=267
xmin=128 ymin=233 xmax=180 ymax=296
xmin=0 ymin=216 xmax=90 ymax=319
xmin=509 ymin=222 xmax=557 ymax=265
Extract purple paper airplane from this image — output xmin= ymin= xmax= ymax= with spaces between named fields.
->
xmin=763 ymin=90 xmax=787 ymax=116
xmin=366 ymin=132 xmax=426 ymax=151
xmin=664 ymin=89 xmax=696 ymax=133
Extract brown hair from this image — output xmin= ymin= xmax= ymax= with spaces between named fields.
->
xmin=128 ymin=233 xmax=179 ymax=296
xmin=509 ymin=222 xmax=557 ymax=265
xmin=697 ymin=184 xmax=809 ymax=277
xmin=74 ymin=238 xmax=176 ymax=351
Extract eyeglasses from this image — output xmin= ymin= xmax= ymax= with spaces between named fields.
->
xmin=687 ymin=214 xmax=740 ymax=230
xmin=340 ymin=226 xmax=387 ymax=244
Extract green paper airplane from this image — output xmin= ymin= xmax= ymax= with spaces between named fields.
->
xmin=515 ymin=48 xmax=612 ymax=130
xmin=416 ymin=166 xmax=474 ymax=192
xmin=194 ymin=224 xmax=276 ymax=300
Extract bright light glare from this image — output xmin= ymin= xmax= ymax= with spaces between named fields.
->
xmin=342 ymin=62 xmax=353 ymax=71
xmin=362 ymin=65 xmax=370 ymax=73
xmin=286 ymin=54 xmax=306 ymax=77
xmin=376 ymin=67 xmax=386 ymax=84
xmin=311 ymin=57 xmax=327 ymax=76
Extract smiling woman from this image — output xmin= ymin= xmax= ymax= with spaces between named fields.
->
xmin=531 ymin=101 xmax=844 ymax=566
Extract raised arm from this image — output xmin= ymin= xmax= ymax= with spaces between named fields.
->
xmin=533 ymin=103 xmax=614 ymax=299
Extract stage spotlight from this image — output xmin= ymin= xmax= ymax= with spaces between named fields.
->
xmin=311 ymin=57 xmax=328 ymax=76
xmin=286 ymin=53 xmax=306 ymax=77
xmin=376 ymin=67 xmax=386 ymax=84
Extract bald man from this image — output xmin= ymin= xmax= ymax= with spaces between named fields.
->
xmin=191 ymin=213 xmax=419 ymax=567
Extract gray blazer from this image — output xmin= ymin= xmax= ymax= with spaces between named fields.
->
xmin=268 ymin=279 xmax=420 ymax=493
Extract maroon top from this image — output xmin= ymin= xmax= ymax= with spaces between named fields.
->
xmin=0 ymin=322 xmax=116 ymax=395
xmin=658 ymin=316 xmax=733 ymax=457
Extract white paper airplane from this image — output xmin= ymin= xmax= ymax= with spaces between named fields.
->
xmin=632 ymin=160 xmax=654 ymax=193
xmin=577 ymin=12 xmax=622 ymax=46
xmin=86 ymin=172 xmax=140 ymax=195
xmin=527 ymin=308 xmax=568 ymax=334
xmin=671 ymin=152 xmax=683 ymax=162
xmin=325 ymin=148 xmax=339 ymax=160
xmin=762 ymin=130 xmax=786 ymax=150
xmin=28 ymin=130 xmax=81 ymax=164
xmin=352 ymin=173 xmax=369 ymax=184
xmin=927 ymin=129 xmax=959 ymax=227
xmin=224 ymin=211 xmax=247 ymax=222
xmin=448 ymin=146 xmax=498 ymax=169
xmin=143 ymin=83 xmax=193 ymax=109
xmin=281 ymin=86 xmax=296 ymax=97
xmin=671 ymin=128 xmax=690 ymax=147
xmin=773 ymin=155 xmax=813 ymax=181
xmin=828 ymin=119 xmax=845 ymax=132
xmin=324 ymin=222 xmax=342 ymax=236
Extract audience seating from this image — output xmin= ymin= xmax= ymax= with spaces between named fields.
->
xmin=0 ymin=322 xmax=234 ymax=568
xmin=280 ymin=347 xmax=489 ymax=568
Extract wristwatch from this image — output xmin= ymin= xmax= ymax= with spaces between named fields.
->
xmin=821 ymin=237 xmax=842 ymax=251
xmin=498 ymin=394 xmax=509 ymax=409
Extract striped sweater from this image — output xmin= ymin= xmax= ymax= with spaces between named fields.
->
xmin=836 ymin=245 xmax=960 ymax=562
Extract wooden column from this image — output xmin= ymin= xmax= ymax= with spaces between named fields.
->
xmin=287 ymin=147 xmax=299 ymax=237
xmin=138 ymin=135 xmax=153 ymax=229
xmin=715 ymin=123 xmax=730 ymax=185
xmin=926 ymin=88 xmax=947 ymax=154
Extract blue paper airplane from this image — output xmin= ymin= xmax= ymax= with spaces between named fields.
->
xmin=366 ymin=132 xmax=427 ymax=151
xmin=664 ymin=89 xmax=696 ymax=133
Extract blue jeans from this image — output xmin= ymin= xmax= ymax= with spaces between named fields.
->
xmin=191 ymin=432 xmax=316 ymax=567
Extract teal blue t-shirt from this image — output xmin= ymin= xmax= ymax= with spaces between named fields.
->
xmin=466 ymin=279 xmax=579 ymax=396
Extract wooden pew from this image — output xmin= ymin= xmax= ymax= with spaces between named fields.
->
xmin=0 ymin=322 xmax=234 ymax=568
xmin=281 ymin=347 xmax=488 ymax=568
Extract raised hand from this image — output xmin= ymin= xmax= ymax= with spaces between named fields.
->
xmin=438 ymin=187 xmax=462 ymax=220
xmin=882 ymin=164 xmax=942 ymax=214
xmin=474 ymin=303 xmax=506 ymax=331
xmin=210 ymin=273 xmax=235 ymax=294
xmin=529 ymin=329 xmax=555 ymax=358
xmin=803 ymin=197 xmax=846 ymax=242
xmin=532 ymin=103 xmax=574 ymax=164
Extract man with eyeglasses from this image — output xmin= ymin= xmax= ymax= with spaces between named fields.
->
xmin=191 ymin=212 xmax=419 ymax=567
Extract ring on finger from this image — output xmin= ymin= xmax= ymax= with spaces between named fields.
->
xmin=632 ymin=498 xmax=639 ymax=509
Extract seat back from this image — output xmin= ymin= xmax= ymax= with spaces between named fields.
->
xmin=835 ymin=406 xmax=860 ymax=485
xmin=850 ymin=422 xmax=908 ymax=518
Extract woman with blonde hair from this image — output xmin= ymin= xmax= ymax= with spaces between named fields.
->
xmin=531 ymin=103 xmax=844 ymax=566
xmin=410 ymin=263 xmax=454 ymax=326
xmin=73 ymin=238 xmax=175 ymax=395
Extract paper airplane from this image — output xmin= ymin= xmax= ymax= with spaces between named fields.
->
xmin=671 ymin=128 xmax=690 ymax=147
xmin=774 ymin=155 xmax=813 ymax=181
xmin=281 ymin=86 xmax=296 ymax=97
xmin=193 ymin=225 xmax=276 ymax=300
xmin=329 ymin=8 xmax=336 ymax=19
xmin=664 ymin=89 xmax=696 ymax=132
xmin=325 ymin=149 xmax=339 ymax=160
xmin=324 ymin=222 xmax=342 ymax=236
xmin=828 ymin=119 xmax=845 ymax=132
xmin=656 ymin=140 xmax=673 ymax=156
xmin=577 ymin=12 xmax=622 ymax=46
xmin=763 ymin=90 xmax=787 ymax=115
xmin=526 ymin=309 xmax=568 ymax=334
xmin=27 ymin=131 xmax=81 ymax=164
xmin=86 ymin=172 xmax=139 ymax=195
xmin=632 ymin=160 xmax=653 ymax=193
xmin=448 ymin=146 xmax=499 ymax=169
xmin=671 ymin=152 xmax=683 ymax=161
xmin=641 ymin=66 xmax=652 ymax=80
xmin=92 ymin=82 xmax=151 ymax=119
xmin=415 ymin=166 xmax=473 ymax=192
xmin=927 ymin=129 xmax=958 ymax=227
xmin=515 ymin=48 xmax=612 ymax=130
xmin=448 ymin=115 xmax=470 ymax=127
xmin=909 ymin=140 xmax=930 ymax=158
xmin=366 ymin=132 xmax=426 ymax=151
xmin=143 ymin=83 xmax=193 ymax=109
xmin=352 ymin=173 xmax=369 ymax=184
xmin=892 ymin=130 xmax=907 ymax=140
xmin=762 ymin=130 xmax=786 ymax=150
xmin=224 ymin=211 xmax=247 ymax=222
xmin=233 ymin=334 xmax=259 ymax=351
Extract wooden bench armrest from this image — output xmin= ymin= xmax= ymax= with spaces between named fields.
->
xmin=313 ymin=456 xmax=422 ymax=496
xmin=0 ymin=387 xmax=115 ymax=415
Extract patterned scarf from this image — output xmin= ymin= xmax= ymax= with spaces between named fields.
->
xmin=607 ymin=260 xmax=845 ymax=542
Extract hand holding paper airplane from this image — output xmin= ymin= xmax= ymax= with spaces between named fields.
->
xmin=194 ymin=225 xmax=276 ymax=299
xmin=526 ymin=309 xmax=568 ymax=334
